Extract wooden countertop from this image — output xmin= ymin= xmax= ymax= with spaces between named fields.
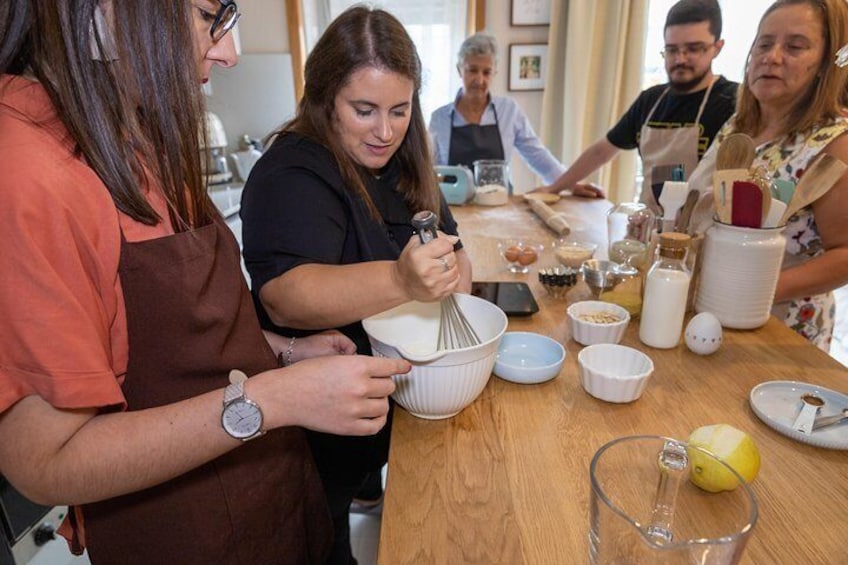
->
xmin=378 ymin=196 xmax=848 ymax=564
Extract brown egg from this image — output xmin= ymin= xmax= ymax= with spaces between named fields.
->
xmin=518 ymin=248 xmax=538 ymax=265
xmin=503 ymin=245 xmax=521 ymax=262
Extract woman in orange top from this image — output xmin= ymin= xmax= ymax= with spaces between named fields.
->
xmin=0 ymin=1 xmax=409 ymax=563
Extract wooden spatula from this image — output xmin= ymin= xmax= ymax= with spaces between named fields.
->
xmin=716 ymin=133 xmax=756 ymax=171
xmin=779 ymin=154 xmax=848 ymax=225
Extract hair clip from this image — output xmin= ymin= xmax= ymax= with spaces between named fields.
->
xmin=835 ymin=43 xmax=848 ymax=68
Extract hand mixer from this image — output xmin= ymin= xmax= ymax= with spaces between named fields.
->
xmin=411 ymin=211 xmax=480 ymax=350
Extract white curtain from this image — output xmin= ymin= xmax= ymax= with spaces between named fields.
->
xmin=542 ymin=0 xmax=649 ymax=203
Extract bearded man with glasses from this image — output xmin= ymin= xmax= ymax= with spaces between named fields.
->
xmin=536 ymin=0 xmax=738 ymax=213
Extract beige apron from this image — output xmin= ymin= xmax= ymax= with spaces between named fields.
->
xmin=639 ymin=78 xmax=717 ymax=216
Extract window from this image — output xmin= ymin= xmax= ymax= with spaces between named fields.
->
xmin=301 ymin=0 xmax=470 ymax=121
xmin=643 ymin=0 xmax=775 ymax=88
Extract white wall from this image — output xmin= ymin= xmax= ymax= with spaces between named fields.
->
xmin=482 ymin=5 xmax=552 ymax=193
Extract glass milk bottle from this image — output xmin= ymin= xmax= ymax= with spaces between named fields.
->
xmin=639 ymin=233 xmax=691 ymax=348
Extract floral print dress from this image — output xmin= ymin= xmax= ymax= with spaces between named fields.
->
xmin=714 ymin=118 xmax=848 ymax=350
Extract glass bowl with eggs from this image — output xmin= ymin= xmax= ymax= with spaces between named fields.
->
xmin=497 ymin=239 xmax=543 ymax=273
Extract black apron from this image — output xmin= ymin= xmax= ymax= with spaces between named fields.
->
xmin=80 ymin=219 xmax=332 ymax=564
xmin=447 ymin=96 xmax=506 ymax=168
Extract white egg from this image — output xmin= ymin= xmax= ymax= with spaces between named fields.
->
xmin=685 ymin=312 xmax=723 ymax=355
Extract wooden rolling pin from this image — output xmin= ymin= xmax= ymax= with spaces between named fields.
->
xmin=528 ymin=198 xmax=571 ymax=236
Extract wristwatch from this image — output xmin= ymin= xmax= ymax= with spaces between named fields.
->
xmin=221 ymin=369 xmax=265 ymax=441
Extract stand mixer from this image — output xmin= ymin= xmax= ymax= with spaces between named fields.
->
xmin=200 ymin=111 xmax=233 ymax=185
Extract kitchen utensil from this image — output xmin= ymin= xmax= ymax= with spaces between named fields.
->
xmin=763 ymin=198 xmax=787 ymax=228
xmin=581 ymin=260 xmax=620 ymax=299
xmin=658 ymin=180 xmax=689 ymax=233
xmin=675 ymin=188 xmax=700 ymax=233
xmin=750 ymin=380 xmax=848 ymax=449
xmin=716 ymin=133 xmax=756 ymax=170
xmin=779 ymin=154 xmax=848 ymax=225
xmin=362 ymin=293 xmax=507 ymax=419
xmin=435 ymin=165 xmax=476 ymax=205
xmin=772 ymin=179 xmax=796 ymax=204
xmin=412 ymin=211 xmax=480 ymax=350
xmin=712 ymin=169 xmax=747 ymax=224
xmin=813 ymin=407 xmax=848 ymax=431
xmin=731 ymin=180 xmax=764 ymax=228
xmin=527 ymin=198 xmax=571 ymax=235
xmin=792 ymin=393 xmax=825 ymax=435
xmin=590 ymin=436 xmax=757 ymax=564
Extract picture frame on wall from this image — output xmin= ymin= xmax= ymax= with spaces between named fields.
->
xmin=508 ymin=44 xmax=548 ymax=91
xmin=511 ymin=0 xmax=552 ymax=26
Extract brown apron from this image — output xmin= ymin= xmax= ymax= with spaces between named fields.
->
xmin=81 ymin=219 xmax=332 ymax=564
xmin=639 ymin=77 xmax=717 ymax=216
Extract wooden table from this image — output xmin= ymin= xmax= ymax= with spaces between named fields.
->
xmin=378 ymin=196 xmax=848 ymax=564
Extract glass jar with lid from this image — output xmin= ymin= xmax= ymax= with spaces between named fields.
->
xmin=599 ymin=261 xmax=643 ymax=318
xmin=606 ymin=202 xmax=656 ymax=270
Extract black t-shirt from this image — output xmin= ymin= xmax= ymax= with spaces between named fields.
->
xmin=240 ymin=132 xmax=460 ymax=480
xmin=606 ymin=76 xmax=738 ymax=158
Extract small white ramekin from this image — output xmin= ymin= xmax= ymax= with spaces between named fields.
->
xmin=566 ymin=301 xmax=630 ymax=346
xmin=577 ymin=343 xmax=654 ymax=403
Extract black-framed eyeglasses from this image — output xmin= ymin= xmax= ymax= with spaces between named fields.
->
xmin=660 ymin=42 xmax=712 ymax=59
xmin=210 ymin=1 xmax=241 ymax=42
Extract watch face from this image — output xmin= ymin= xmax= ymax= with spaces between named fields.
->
xmin=222 ymin=399 xmax=263 ymax=439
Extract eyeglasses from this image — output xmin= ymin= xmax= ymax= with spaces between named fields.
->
xmin=209 ymin=1 xmax=240 ymax=42
xmin=661 ymin=43 xmax=712 ymax=59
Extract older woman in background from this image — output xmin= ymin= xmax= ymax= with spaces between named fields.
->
xmin=692 ymin=0 xmax=848 ymax=349
xmin=428 ymin=33 xmax=602 ymax=197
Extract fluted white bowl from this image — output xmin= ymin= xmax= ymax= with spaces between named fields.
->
xmin=578 ymin=344 xmax=654 ymax=403
xmin=567 ymin=301 xmax=630 ymax=346
xmin=362 ymin=293 xmax=508 ymax=419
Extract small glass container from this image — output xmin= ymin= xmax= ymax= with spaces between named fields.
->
xmin=599 ymin=262 xmax=643 ymax=318
xmin=474 ymin=159 xmax=511 ymax=196
xmin=498 ymin=239 xmax=543 ymax=274
xmin=607 ymin=202 xmax=656 ymax=269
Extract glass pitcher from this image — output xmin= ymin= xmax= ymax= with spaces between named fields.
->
xmin=473 ymin=159 xmax=511 ymax=196
xmin=589 ymin=435 xmax=758 ymax=564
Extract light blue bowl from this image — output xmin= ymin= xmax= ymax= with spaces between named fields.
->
xmin=493 ymin=332 xmax=566 ymax=384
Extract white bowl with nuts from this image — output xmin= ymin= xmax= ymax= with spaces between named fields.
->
xmin=566 ymin=300 xmax=630 ymax=346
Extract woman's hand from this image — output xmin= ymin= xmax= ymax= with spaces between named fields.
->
xmin=393 ymin=232 xmax=460 ymax=302
xmin=291 ymin=330 xmax=356 ymax=363
xmin=570 ymin=183 xmax=605 ymax=199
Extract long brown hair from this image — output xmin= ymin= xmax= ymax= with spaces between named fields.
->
xmin=278 ymin=5 xmax=439 ymax=218
xmin=734 ymin=0 xmax=848 ymax=138
xmin=0 ymin=0 xmax=214 ymax=231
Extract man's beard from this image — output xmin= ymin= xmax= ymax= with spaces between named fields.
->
xmin=667 ymin=66 xmax=709 ymax=93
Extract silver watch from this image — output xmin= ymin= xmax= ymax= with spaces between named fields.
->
xmin=221 ymin=369 xmax=265 ymax=441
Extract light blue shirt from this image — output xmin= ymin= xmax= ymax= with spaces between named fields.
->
xmin=428 ymin=90 xmax=566 ymax=184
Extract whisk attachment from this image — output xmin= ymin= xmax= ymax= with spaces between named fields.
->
xmin=411 ymin=211 xmax=481 ymax=350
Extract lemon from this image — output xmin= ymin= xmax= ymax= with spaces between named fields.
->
xmin=687 ymin=424 xmax=761 ymax=493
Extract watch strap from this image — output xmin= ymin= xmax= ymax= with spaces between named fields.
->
xmin=224 ymin=369 xmax=249 ymax=404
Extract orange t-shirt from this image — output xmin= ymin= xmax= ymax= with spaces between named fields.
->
xmin=0 ymin=75 xmax=174 ymax=414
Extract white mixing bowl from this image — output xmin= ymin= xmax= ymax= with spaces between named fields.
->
xmin=362 ymin=293 xmax=508 ymax=419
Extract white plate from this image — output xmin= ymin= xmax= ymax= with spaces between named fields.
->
xmin=749 ymin=380 xmax=848 ymax=450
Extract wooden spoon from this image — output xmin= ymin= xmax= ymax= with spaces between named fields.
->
xmin=779 ymin=154 xmax=848 ymax=225
xmin=715 ymin=133 xmax=756 ymax=170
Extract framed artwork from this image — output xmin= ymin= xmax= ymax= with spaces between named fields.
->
xmin=511 ymin=0 xmax=552 ymax=26
xmin=508 ymin=44 xmax=548 ymax=91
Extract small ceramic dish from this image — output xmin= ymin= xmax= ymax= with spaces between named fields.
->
xmin=578 ymin=344 xmax=654 ymax=403
xmin=551 ymin=239 xmax=597 ymax=269
xmin=493 ymin=332 xmax=566 ymax=384
xmin=567 ymin=301 xmax=630 ymax=346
